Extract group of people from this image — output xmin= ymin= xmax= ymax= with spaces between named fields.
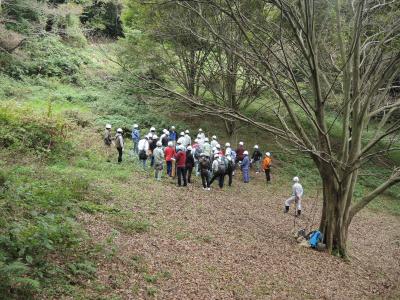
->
xmin=104 ymin=124 xmax=303 ymax=216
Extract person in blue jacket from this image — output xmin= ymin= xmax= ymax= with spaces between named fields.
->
xmin=241 ymin=150 xmax=250 ymax=183
xmin=131 ymin=124 xmax=140 ymax=154
xmin=169 ymin=126 xmax=178 ymax=146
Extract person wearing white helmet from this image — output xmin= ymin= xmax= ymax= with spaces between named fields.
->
xmin=115 ymin=128 xmax=124 ymax=163
xmin=262 ymin=152 xmax=272 ymax=183
xmin=153 ymin=141 xmax=165 ymax=181
xmin=199 ymin=153 xmax=211 ymax=190
xmin=185 ymin=146 xmax=195 ymax=183
xmin=203 ymin=137 xmax=212 ymax=157
xmin=147 ymin=126 xmax=156 ymax=139
xmin=164 ymin=141 xmax=176 ymax=177
xmin=284 ymin=177 xmax=303 ymax=216
xmin=184 ymin=130 xmax=191 ymax=147
xmin=197 ymin=128 xmax=205 ymax=143
xmin=174 ymin=145 xmax=187 ymax=187
xmin=236 ymin=141 xmax=245 ymax=165
xmin=251 ymin=145 xmax=262 ymax=174
xmin=225 ymin=142 xmax=232 ymax=156
xmin=210 ymin=135 xmax=218 ymax=148
xmin=210 ymin=153 xmax=227 ymax=189
xmin=160 ymin=130 xmax=169 ymax=147
xmin=138 ymin=135 xmax=150 ymax=169
xmin=169 ymin=126 xmax=178 ymax=146
xmin=149 ymin=135 xmax=158 ymax=167
xmin=177 ymin=132 xmax=186 ymax=148
xmin=241 ymin=150 xmax=250 ymax=183
xmin=131 ymin=124 xmax=140 ymax=155
xmin=104 ymin=124 xmax=113 ymax=161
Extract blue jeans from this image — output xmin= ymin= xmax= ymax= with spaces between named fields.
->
xmin=140 ymin=159 xmax=147 ymax=169
xmin=132 ymin=140 xmax=139 ymax=154
xmin=166 ymin=161 xmax=172 ymax=176
xmin=242 ymin=168 xmax=249 ymax=183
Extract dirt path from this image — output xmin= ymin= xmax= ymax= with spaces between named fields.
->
xmin=80 ymin=167 xmax=400 ymax=299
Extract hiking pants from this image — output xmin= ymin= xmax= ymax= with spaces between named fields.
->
xmin=140 ymin=159 xmax=147 ymax=170
xmin=285 ymin=196 xmax=302 ymax=210
xmin=226 ymin=169 xmax=233 ymax=186
xmin=265 ymin=169 xmax=271 ymax=182
xmin=117 ymin=147 xmax=123 ymax=163
xmin=150 ymin=155 xmax=154 ymax=167
xmin=210 ymin=173 xmax=224 ymax=188
xmin=186 ymin=167 xmax=193 ymax=183
xmin=201 ymin=171 xmax=210 ymax=188
xmin=242 ymin=168 xmax=249 ymax=183
xmin=132 ymin=140 xmax=139 ymax=154
xmin=154 ymin=169 xmax=162 ymax=181
xmin=177 ymin=167 xmax=187 ymax=186
xmin=166 ymin=161 xmax=172 ymax=176
xmin=254 ymin=160 xmax=261 ymax=172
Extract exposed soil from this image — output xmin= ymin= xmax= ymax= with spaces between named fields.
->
xmin=79 ymin=165 xmax=400 ymax=299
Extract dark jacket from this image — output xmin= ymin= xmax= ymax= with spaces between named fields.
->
xmin=185 ymin=150 xmax=195 ymax=168
xmin=236 ymin=145 xmax=245 ymax=161
xmin=149 ymin=139 xmax=157 ymax=152
xmin=199 ymin=157 xmax=211 ymax=173
xmin=252 ymin=149 xmax=262 ymax=161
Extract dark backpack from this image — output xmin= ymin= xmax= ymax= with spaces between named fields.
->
xmin=217 ymin=158 xmax=227 ymax=174
xmin=200 ymin=158 xmax=209 ymax=171
xmin=139 ymin=150 xmax=147 ymax=160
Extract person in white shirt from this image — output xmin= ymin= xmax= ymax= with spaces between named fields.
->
xmin=197 ymin=128 xmax=205 ymax=143
xmin=177 ymin=132 xmax=186 ymax=148
xmin=284 ymin=176 xmax=304 ymax=216
xmin=225 ymin=142 xmax=232 ymax=156
xmin=184 ymin=129 xmax=191 ymax=147
xmin=138 ymin=136 xmax=150 ymax=169
xmin=210 ymin=135 xmax=218 ymax=148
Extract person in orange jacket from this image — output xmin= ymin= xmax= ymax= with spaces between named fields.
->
xmin=262 ymin=152 xmax=272 ymax=183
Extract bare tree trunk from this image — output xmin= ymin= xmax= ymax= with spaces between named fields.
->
xmin=224 ymin=120 xmax=236 ymax=137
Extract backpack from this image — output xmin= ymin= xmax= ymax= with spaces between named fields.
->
xmin=217 ymin=158 xmax=227 ymax=174
xmin=200 ymin=158 xmax=209 ymax=171
xmin=115 ymin=135 xmax=122 ymax=148
xmin=104 ymin=131 xmax=112 ymax=145
xmin=194 ymin=147 xmax=202 ymax=159
xmin=139 ymin=150 xmax=147 ymax=160
xmin=309 ymin=230 xmax=322 ymax=248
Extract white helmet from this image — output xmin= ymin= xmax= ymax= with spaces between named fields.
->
xmin=117 ymin=128 xmax=123 ymax=133
xmin=105 ymin=124 xmax=111 ymax=129
xmin=243 ymin=150 xmax=249 ymax=155
xmin=168 ymin=141 xmax=173 ymax=147
xmin=165 ymin=131 xmax=170 ymax=135
xmin=216 ymin=144 xmax=221 ymax=149
xmin=197 ymin=134 xmax=202 ymax=138
xmin=212 ymin=147 xmax=217 ymax=152
xmin=185 ymin=129 xmax=190 ymax=134
xmin=200 ymin=153 xmax=205 ymax=157
xmin=194 ymin=138 xmax=199 ymax=143
xmin=254 ymin=145 xmax=259 ymax=149
xmin=199 ymin=128 xmax=203 ymax=132
xmin=156 ymin=141 xmax=162 ymax=147
xmin=214 ymin=153 xmax=219 ymax=158
xmin=239 ymin=141 xmax=244 ymax=146
xmin=171 ymin=126 xmax=175 ymax=130
xmin=225 ymin=142 xmax=230 ymax=147
xmin=204 ymin=137 xmax=209 ymax=142
xmin=293 ymin=176 xmax=300 ymax=182
xmin=150 ymin=127 xmax=155 ymax=131
xmin=178 ymin=145 xmax=185 ymax=151
xmin=212 ymin=135 xmax=217 ymax=140
xmin=133 ymin=124 xmax=138 ymax=128
xmin=163 ymin=129 xmax=167 ymax=133
xmin=152 ymin=135 xmax=158 ymax=139
xmin=180 ymin=132 xmax=185 ymax=136
xmin=187 ymin=146 xmax=192 ymax=151
xmin=265 ymin=152 xmax=271 ymax=157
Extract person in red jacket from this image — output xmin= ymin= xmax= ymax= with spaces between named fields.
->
xmin=174 ymin=145 xmax=187 ymax=187
xmin=164 ymin=141 xmax=176 ymax=177
xmin=236 ymin=141 xmax=245 ymax=164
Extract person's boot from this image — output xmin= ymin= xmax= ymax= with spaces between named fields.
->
xmin=284 ymin=206 xmax=289 ymax=213
xmin=296 ymin=210 xmax=301 ymax=217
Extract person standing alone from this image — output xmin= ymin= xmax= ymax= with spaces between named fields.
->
xmin=262 ymin=152 xmax=272 ymax=184
xmin=284 ymin=177 xmax=303 ymax=216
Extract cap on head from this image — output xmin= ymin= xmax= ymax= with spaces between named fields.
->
xmin=144 ymin=135 xmax=149 ymax=139
xmin=187 ymin=146 xmax=192 ymax=151
xmin=265 ymin=152 xmax=271 ymax=157
xmin=185 ymin=129 xmax=190 ymax=134
xmin=165 ymin=131 xmax=170 ymax=135
xmin=212 ymin=135 xmax=217 ymax=140
xmin=106 ymin=124 xmax=112 ymax=129
xmin=204 ymin=137 xmax=209 ymax=142
xmin=194 ymin=138 xmax=199 ymax=143
xmin=171 ymin=126 xmax=175 ymax=130
xmin=293 ymin=176 xmax=300 ymax=182
xmin=168 ymin=141 xmax=173 ymax=147
xmin=214 ymin=153 xmax=219 ymax=158
xmin=117 ymin=128 xmax=123 ymax=133
xmin=156 ymin=141 xmax=162 ymax=147
xmin=243 ymin=150 xmax=249 ymax=155
xmin=163 ymin=129 xmax=167 ymax=133
xmin=239 ymin=141 xmax=244 ymax=146
xmin=225 ymin=142 xmax=230 ymax=147
xmin=133 ymin=124 xmax=138 ymax=128
xmin=254 ymin=145 xmax=259 ymax=149
xmin=180 ymin=132 xmax=185 ymax=136
xmin=150 ymin=127 xmax=155 ymax=131
xmin=198 ymin=128 xmax=203 ymax=132
xmin=216 ymin=144 xmax=221 ymax=149
xmin=152 ymin=135 xmax=158 ymax=139
xmin=200 ymin=153 xmax=205 ymax=157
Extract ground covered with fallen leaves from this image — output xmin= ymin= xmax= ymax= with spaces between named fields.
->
xmin=79 ymin=161 xmax=400 ymax=299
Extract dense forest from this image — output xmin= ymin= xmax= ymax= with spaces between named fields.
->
xmin=1 ymin=0 xmax=399 ymax=299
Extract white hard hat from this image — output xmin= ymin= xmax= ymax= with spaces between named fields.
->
xmin=199 ymin=128 xmax=203 ymax=132
xmin=265 ymin=152 xmax=271 ymax=157
xmin=254 ymin=145 xmax=259 ymax=149
xmin=156 ymin=141 xmax=162 ymax=147
xmin=152 ymin=135 xmax=158 ymax=139
xmin=150 ymin=127 xmax=155 ymax=131
xmin=293 ymin=176 xmax=300 ymax=182
xmin=212 ymin=135 xmax=217 ymax=140
xmin=185 ymin=129 xmax=190 ymax=134
xmin=225 ymin=142 xmax=230 ymax=147
xmin=200 ymin=153 xmax=205 ymax=157
xmin=165 ymin=131 xmax=170 ymax=135
xmin=187 ymin=146 xmax=192 ymax=151
xmin=214 ymin=153 xmax=219 ymax=158
xmin=117 ymin=128 xmax=123 ymax=133
xmin=179 ymin=145 xmax=185 ymax=151
xmin=163 ymin=129 xmax=167 ymax=133
xmin=244 ymin=150 xmax=249 ymax=155
xmin=180 ymin=132 xmax=185 ymax=136
xmin=168 ymin=141 xmax=173 ymax=147
xmin=216 ymin=144 xmax=221 ymax=149
xmin=105 ymin=124 xmax=111 ymax=129
xmin=197 ymin=134 xmax=202 ymax=139
xmin=195 ymin=139 xmax=199 ymax=143
xmin=133 ymin=124 xmax=138 ymax=128
xmin=171 ymin=126 xmax=175 ymax=130
xmin=204 ymin=137 xmax=209 ymax=142
xmin=212 ymin=147 xmax=216 ymax=151
xmin=239 ymin=141 xmax=244 ymax=146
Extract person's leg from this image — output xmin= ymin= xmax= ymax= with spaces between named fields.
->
xmin=201 ymin=173 xmax=207 ymax=188
xmin=167 ymin=161 xmax=172 ymax=176
xmin=296 ymin=198 xmax=302 ymax=216
xmin=209 ymin=173 xmax=217 ymax=185
xmin=154 ymin=169 xmax=158 ymax=179
xmin=255 ymin=161 xmax=260 ymax=173
xmin=182 ymin=168 xmax=187 ymax=186
xmin=206 ymin=173 xmax=210 ymax=188
xmin=157 ymin=168 xmax=162 ymax=180
xmin=177 ymin=167 xmax=182 ymax=186
xmin=150 ymin=155 xmax=154 ymax=167
xmin=284 ymin=196 xmax=295 ymax=212
xmin=218 ymin=174 xmax=224 ymax=188
xmin=187 ymin=167 xmax=193 ymax=183
xmin=117 ymin=147 xmax=123 ymax=163
xmin=266 ymin=169 xmax=271 ymax=182
xmin=228 ymin=171 xmax=233 ymax=186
